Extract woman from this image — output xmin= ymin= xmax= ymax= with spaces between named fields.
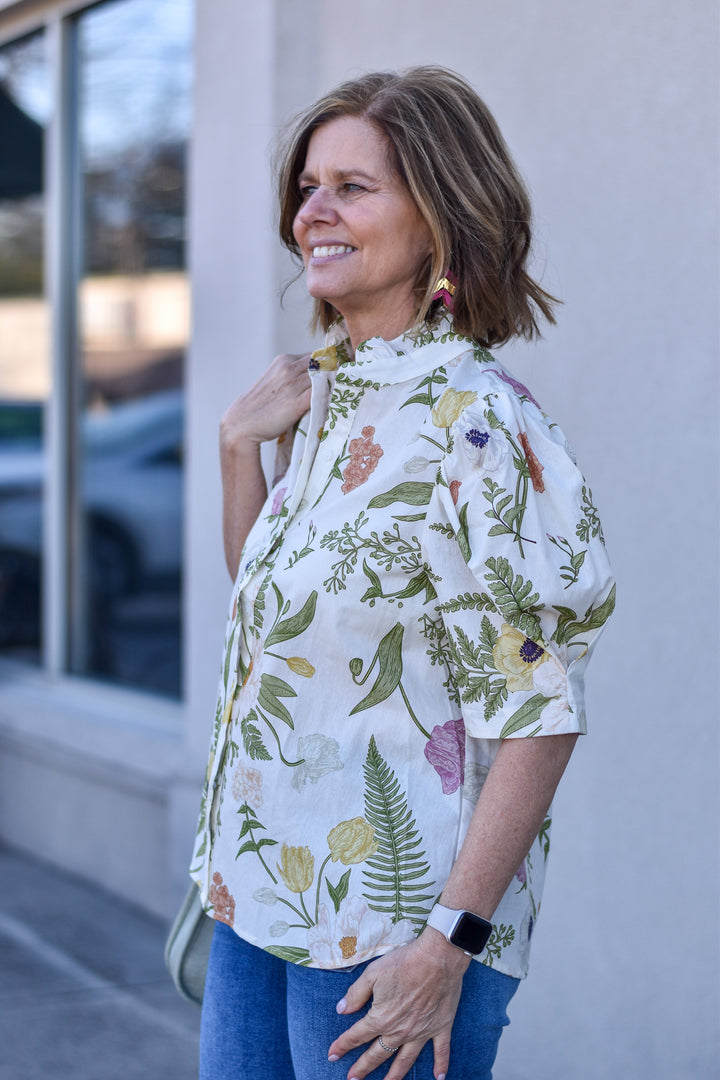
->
xmin=193 ymin=66 xmax=614 ymax=1080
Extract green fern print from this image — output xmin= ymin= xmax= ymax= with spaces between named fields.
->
xmin=362 ymin=736 xmax=435 ymax=930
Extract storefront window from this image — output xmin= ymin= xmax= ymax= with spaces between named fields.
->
xmin=0 ymin=31 xmax=49 ymax=664
xmin=71 ymin=0 xmax=192 ymax=696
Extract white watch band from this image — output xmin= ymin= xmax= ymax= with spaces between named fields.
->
xmin=426 ymin=902 xmax=463 ymax=939
xmin=425 ymin=902 xmax=492 ymax=956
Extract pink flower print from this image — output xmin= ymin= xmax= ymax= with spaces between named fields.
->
xmin=271 ymin=486 xmax=287 ymax=516
xmin=209 ymin=871 xmax=236 ymax=927
xmin=424 ymin=717 xmax=466 ymax=794
xmin=517 ymin=431 xmax=545 ymax=493
xmin=449 ymin=479 xmax=462 ymax=505
xmin=341 ymin=426 xmax=384 ymax=494
xmin=495 ymin=369 xmax=542 ymax=410
xmin=515 ymin=861 xmax=527 ymax=885
xmin=232 ymin=764 xmax=263 ymax=808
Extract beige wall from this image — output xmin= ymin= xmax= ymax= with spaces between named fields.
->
xmin=227 ymin=1 xmax=718 ymax=1075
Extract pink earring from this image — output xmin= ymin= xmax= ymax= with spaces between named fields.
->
xmin=431 ymin=269 xmax=457 ymax=312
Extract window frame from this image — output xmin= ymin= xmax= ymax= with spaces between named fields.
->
xmin=0 ymin=0 xmax=188 ymax=718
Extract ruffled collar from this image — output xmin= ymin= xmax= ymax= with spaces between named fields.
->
xmin=309 ymin=313 xmax=478 ymax=385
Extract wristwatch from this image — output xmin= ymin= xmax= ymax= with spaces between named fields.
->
xmin=425 ymin=903 xmax=492 ymax=956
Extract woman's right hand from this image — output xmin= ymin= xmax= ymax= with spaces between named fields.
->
xmin=220 ymin=352 xmax=313 ymax=452
xmin=220 ymin=353 xmax=313 ymax=579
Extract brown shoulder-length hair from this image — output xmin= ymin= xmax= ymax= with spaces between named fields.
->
xmin=277 ymin=66 xmax=558 ymax=347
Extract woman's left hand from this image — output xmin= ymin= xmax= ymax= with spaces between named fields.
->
xmin=327 ymin=928 xmax=471 ymax=1080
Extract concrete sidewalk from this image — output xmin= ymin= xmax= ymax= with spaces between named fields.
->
xmin=0 ymin=844 xmax=200 ymax=1079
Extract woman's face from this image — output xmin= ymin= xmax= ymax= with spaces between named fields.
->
xmin=293 ymin=115 xmax=432 ymax=346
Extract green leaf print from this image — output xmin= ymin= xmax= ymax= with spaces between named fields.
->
xmin=484 ymin=556 xmax=543 ymax=640
xmin=285 ymin=522 xmax=317 ymax=569
xmin=264 ymin=945 xmax=312 ymax=965
xmin=362 ymin=736 xmax=435 ymax=930
xmin=483 ymin=923 xmax=515 ymax=967
xmin=398 ymin=368 xmax=449 ymax=410
xmin=428 ymin=521 xmax=456 ymax=541
xmin=546 ymin=533 xmax=587 ymax=589
xmin=359 ymin=558 xmax=437 ymax=607
xmin=498 ymin=693 xmax=553 ymax=738
xmin=367 ymin=482 xmax=434 ymax=509
xmin=257 ymin=674 xmax=297 ymax=728
xmin=436 ymin=591 xmax=490 ymax=614
xmin=349 ymin=624 xmax=404 ymax=714
xmin=240 ymin=709 xmax=272 ymax=760
xmin=326 ymin=868 xmax=351 ymax=914
xmin=445 ymin=622 xmax=508 ymax=721
xmin=576 ymin=484 xmax=605 ymax=545
xmin=348 ymin=625 xmax=430 ymax=736
xmin=455 ymin=503 xmax=472 ymax=563
xmin=551 ymin=583 xmax=616 ymax=647
xmin=265 ymin=590 xmax=318 ymax=648
xmin=235 ymin=802 xmax=278 ymax=882
xmin=538 ymin=816 xmax=551 ymax=860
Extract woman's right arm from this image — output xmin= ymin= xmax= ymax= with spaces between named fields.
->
xmin=220 ymin=353 xmax=312 ymax=579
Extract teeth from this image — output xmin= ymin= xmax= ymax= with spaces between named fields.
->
xmin=312 ymin=244 xmax=354 ymax=258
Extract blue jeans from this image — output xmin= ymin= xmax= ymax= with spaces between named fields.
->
xmin=200 ymin=922 xmax=520 ymax=1080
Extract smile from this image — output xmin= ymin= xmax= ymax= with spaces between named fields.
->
xmin=311 ymin=244 xmax=356 ymax=258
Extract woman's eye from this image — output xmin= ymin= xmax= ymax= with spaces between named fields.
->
xmin=343 ymin=182 xmax=364 ymax=193
xmin=299 ymin=185 xmax=317 ymax=200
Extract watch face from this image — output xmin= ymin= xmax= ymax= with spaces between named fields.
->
xmin=450 ymin=911 xmax=492 ymax=954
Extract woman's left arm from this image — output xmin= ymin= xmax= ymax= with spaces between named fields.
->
xmin=328 ymin=732 xmax=578 ymax=1080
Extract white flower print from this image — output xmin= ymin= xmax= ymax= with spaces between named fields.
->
xmin=269 ymin=920 xmax=289 ymax=937
xmin=253 ymin=887 xmax=278 ymax=905
xmin=231 ymin=635 xmax=264 ymax=723
xmin=456 ymin=408 xmax=508 ymax=472
xmin=291 ymin=733 xmax=344 ymax=792
xmin=462 ymin=762 xmax=490 ymax=804
xmin=532 ymin=651 xmax=570 ymax=731
xmin=403 ymin=455 xmax=431 ymax=474
xmin=307 ymin=896 xmax=415 ymax=968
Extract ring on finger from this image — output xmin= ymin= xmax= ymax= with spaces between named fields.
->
xmin=377 ymin=1035 xmax=400 ymax=1054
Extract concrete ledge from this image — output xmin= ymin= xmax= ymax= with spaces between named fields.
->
xmin=0 ymin=662 xmax=198 ymax=918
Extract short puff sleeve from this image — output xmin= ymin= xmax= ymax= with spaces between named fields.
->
xmin=421 ymin=382 xmax=615 ymax=741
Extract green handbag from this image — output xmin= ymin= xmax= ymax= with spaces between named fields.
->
xmin=164 ymin=884 xmax=214 ymax=1006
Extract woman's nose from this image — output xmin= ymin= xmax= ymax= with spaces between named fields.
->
xmin=296 ymin=186 xmax=338 ymax=226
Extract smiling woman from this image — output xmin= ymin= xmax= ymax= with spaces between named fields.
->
xmin=191 ymin=66 xmax=615 ymax=1080
xmin=293 ymin=116 xmax=432 ymax=348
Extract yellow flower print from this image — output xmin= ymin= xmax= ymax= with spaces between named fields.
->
xmin=431 ymin=388 xmax=478 ymax=428
xmin=309 ymin=345 xmax=340 ymax=371
xmin=276 ymin=844 xmax=314 ymax=893
xmin=492 ymin=623 xmax=549 ymax=692
xmin=204 ymin=749 xmax=215 ymax=783
xmin=221 ymin=695 xmax=234 ymax=725
xmin=286 ymin=657 xmax=315 ymax=677
xmin=327 ymin=817 xmax=378 ymax=865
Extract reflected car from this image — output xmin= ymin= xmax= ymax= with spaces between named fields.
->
xmin=0 ymin=390 xmax=183 ymax=646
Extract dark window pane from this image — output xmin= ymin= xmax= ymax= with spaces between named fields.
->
xmin=72 ymin=0 xmax=192 ymax=697
xmin=0 ymin=31 xmax=49 ymax=663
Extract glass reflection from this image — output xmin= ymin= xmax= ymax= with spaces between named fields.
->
xmin=74 ymin=0 xmax=192 ymax=696
xmin=0 ymin=32 xmax=49 ymax=663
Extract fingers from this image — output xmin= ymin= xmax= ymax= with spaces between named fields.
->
xmin=338 ymin=1036 xmax=424 ymax=1080
xmin=432 ymin=1031 xmax=451 ymax=1080
xmin=331 ymin=1031 xmax=451 ymax=1080
xmin=336 ymin=965 xmax=374 ymax=1016
xmin=221 ymin=352 xmax=313 ymax=447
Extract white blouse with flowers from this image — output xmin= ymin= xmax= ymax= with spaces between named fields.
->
xmin=190 ymin=315 xmax=614 ymax=980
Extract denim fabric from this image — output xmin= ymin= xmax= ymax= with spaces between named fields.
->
xmin=200 ymin=922 xmax=520 ymax=1080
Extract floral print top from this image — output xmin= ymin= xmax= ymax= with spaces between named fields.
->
xmin=190 ymin=314 xmax=615 ymax=979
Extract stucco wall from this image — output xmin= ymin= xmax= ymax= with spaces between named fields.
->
xmin=233 ymin=1 xmax=718 ymax=1075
